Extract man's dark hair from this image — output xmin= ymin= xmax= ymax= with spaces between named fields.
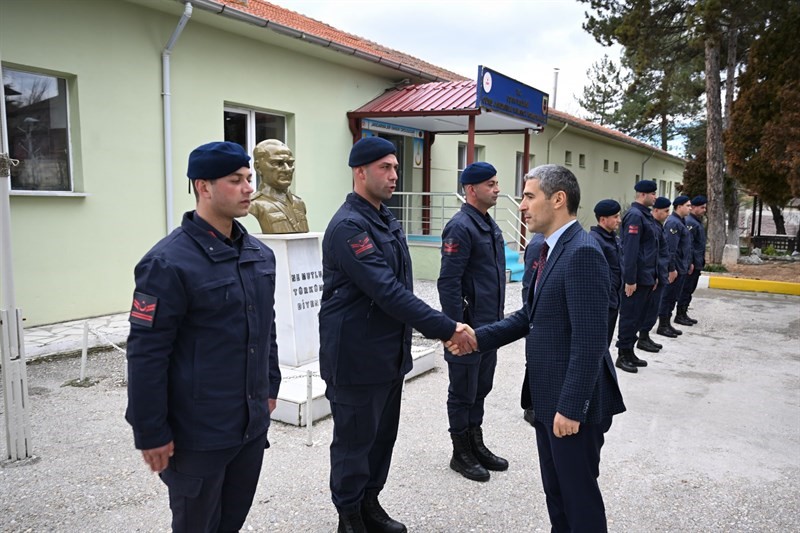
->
xmin=524 ymin=164 xmax=580 ymax=215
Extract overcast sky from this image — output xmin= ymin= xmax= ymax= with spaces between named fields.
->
xmin=276 ymin=0 xmax=621 ymax=117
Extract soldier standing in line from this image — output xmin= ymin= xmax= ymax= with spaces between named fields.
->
xmin=438 ymin=162 xmax=509 ymax=483
xmin=657 ymin=195 xmax=693 ymax=336
xmin=616 ymin=180 xmax=660 ymax=373
xmin=637 ymin=196 xmax=672 ymax=349
xmin=589 ymin=199 xmax=624 ymax=348
xmin=678 ymin=195 xmax=708 ymax=324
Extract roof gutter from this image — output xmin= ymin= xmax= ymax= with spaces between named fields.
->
xmin=182 ymin=0 xmax=446 ymax=82
xmin=163 ymin=2 xmax=193 ymax=234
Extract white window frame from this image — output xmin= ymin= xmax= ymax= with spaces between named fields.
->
xmin=223 ymin=105 xmax=287 ymax=189
xmin=457 ymin=142 xmax=483 ymax=191
xmin=3 ymin=65 xmax=75 ymax=194
xmin=515 ymin=151 xmax=535 ymax=196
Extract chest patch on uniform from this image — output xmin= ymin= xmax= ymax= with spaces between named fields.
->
xmin=670 ymin=228 xmax=678 ymax=234
xmin=347 ymin=232 xmax=375 ymax=259
xmin=627 ymin=224 xmax=639 ymax=235
xmin=443 ymin=238 xmax=460 ymax=255
xmin=129 ymin=292 xmax=158 ymax=328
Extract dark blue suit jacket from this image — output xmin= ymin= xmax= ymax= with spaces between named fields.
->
xmin=476 ymin=222 xmax=626 ymax=425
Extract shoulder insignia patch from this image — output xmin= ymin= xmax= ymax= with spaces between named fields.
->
xmin=129 ymin=292 xmax=158 ymax=328
xmin=347 ymin=231 xmax=375 ymax=259
xmin=627 ymin=225 xmax=639 ymax=235
xmin=443 ymin=238 xmax=460 ymax=255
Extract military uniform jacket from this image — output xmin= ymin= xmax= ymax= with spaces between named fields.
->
xmin=319 ymin=193 xmax=457 ymax=386
xmin=437 ymin=203 xmax=506 ymax=363
xmin=621 ymin=202 xmax=659 ymax=286
xmin=655 ymin=221 xmax=670 ymax=286
xmin=589 ymin=226 xmax=624 ymax=310
xmin=126 ymin=212 xmax=281 ymax=452
xmin=475 ymin=223 xmax=626 ymax=425
xmin=685 ymin=213 xmax=707 ymax=270
xmin=664 ymin=212 xmax=692 ymax=275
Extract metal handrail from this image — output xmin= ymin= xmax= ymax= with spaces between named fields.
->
xmin=390 ymin=191 xmax=526 ymax=247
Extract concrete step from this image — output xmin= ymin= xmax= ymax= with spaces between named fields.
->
xmin=271 ymin=344 xmax=438 ymax=426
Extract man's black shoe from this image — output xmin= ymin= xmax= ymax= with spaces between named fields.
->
xmin=523 ymin=408 xmax=535 ymax=427
xmin=674 ymin=314 xmax=694 ymax=326
xmin=678 ymin=305 xmax=698 ymax=324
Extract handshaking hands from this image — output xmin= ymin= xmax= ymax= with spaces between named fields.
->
xmin=444 ymin=323 xmax=478 ymax=355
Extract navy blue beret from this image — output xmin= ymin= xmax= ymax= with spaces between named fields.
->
xmin=692 ymin=195 xmax=707 ymax=206
xmin=187 ymin=141 xmax=250 ymax=180
xmin=460 ymin=162 xmax=497 ymax=184
xmin=634 ymin=180 xmax=658 ymax=193
xmin=348 ymin=137 xmax=397 ymax=167
xmin=653 ymin=196 xmax=671 ymax=209
xmin=673 ymin=195 xmax=691 ymax=207
xmin=593 ymin=199 xmax=621 ymax=217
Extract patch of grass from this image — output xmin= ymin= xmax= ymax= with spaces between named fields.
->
xmin=703 ymin=264 xmax=728 ymax=273
xmin=763 ymin=244 xmax=778 ymax=256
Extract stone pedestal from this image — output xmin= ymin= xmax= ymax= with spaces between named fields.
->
xmin=722 ymin=244 xmax=740 ymax=269
xmin=254 ymin=233 xmax=322 ymax=367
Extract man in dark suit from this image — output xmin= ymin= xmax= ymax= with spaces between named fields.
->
xmin=447 ymin=164 xmax=626 ymax=532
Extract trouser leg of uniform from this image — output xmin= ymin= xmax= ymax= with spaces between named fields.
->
xmin=326 ymin=379 xmax=402 ymax=513
xmin=447 ymin=360 xmax=479 ymax=433
xmin=365 ymin=379 xmax=403 ymax=492
xmin=218 ymin=432 xmax=269 ymax=532
xmin=468 ymin=350 xmax=497 ymax=428
xmin=160 ymin=431 xmax=267 ymax=533
xmin=659 ymin=275 xmax=687 ymax=317
xmin=607 ymin=307 xmax=619 ymax=347
xmin=640 ymin=284 xmax=664 ymax=334
xmin=616 ymin=286 xmax=653 ymax=349
xmin=534 ymin=419 xmax=612 ymax=533
xmin=679 ymin=269 xmax=701 ymax=307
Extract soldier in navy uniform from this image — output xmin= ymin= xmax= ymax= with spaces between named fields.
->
xmin=589 ymin=199 xmax=624 ymax=347
xmin=319 ymin=137 xmax=477 ymax=533
xmin=637 ymin=196 xmax=672 ymax=349
xmin=125 ymin=141 xmax=281 ymax=532
xmin=616 ymin=180 xmax=659 ymax=373
xmin=438 ymin=162 xmax=508 ymax=482
xmin=678 ymin=195 xmax=708 ymax=324
xmin=658 ymin=195 xmax=694 ymax=335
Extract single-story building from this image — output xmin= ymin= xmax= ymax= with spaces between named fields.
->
xmin=0 ymin=0 xmax=685 ymax=325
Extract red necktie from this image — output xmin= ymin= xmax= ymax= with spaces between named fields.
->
xmin=535 ymin=242 xmax=550 ymax=289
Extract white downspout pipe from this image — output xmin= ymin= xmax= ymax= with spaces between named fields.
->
xmin=162 ymin=2 xmax=193 ymax=234
xmin=546 ymin=123 xmax=569 ymax=164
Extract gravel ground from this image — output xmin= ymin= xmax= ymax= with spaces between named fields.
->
xmin=1 ymin=283 xmax=799 ymax=532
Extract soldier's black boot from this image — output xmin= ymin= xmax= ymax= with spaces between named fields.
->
xmin=677 ymin=305 xmax=698 ymax=324
xmin=338 ymin=509 xmax=368 ymax=533
xmin=667 ymin=316 xmax=683 ymax=335
xmin=636 ymin=331 xmax=661 ymax=353
xmin=469 ymin=427 xmax=509 ymax=471
xmin=450 ymin=431 xmax=490 ymax=481
xmin=657 ymin=316 xmax=678 ymax=338
xmin=674 ymin=307 xmax=694 ymax=326
xmin=615 ymin=349 xmax=638 ymax=373
xmin=628 ymin=349 xmax=648 ymax=367
xmin=361 ymin=490 xmax=406 ymax=533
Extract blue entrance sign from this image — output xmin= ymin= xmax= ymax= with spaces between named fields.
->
xmin=476 ymin=66 xmax=549 ymax=128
